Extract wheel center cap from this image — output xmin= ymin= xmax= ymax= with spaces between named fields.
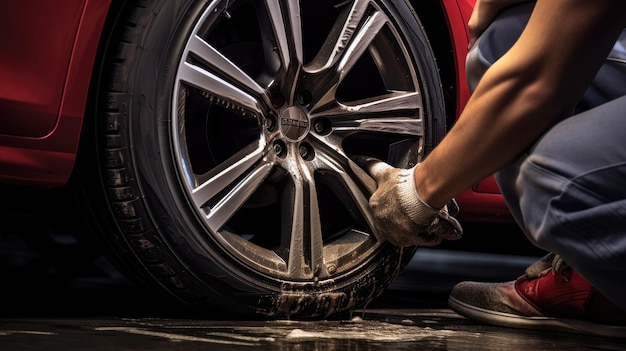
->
xmin=279 ymin=107 xmax=310 ymax=142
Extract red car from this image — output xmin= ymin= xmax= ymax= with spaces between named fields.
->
xmin=0 ymin=0 xmax=509 ymax=318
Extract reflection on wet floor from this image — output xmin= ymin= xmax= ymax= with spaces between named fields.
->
xmin=2 ymin=310 xmax=625 ymax=351
xmin=1 ymin=226 xmax=626 ymax=350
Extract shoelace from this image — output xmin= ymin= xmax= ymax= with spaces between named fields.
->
xmin=525 ymin=252 xmax=571 ymax=281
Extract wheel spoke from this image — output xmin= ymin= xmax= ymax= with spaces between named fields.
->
xmin=179 ymin=60 xmax=263 ymax=115
xmin=335 ymin=8 xmax=387 ymax=79
xmin=307 ymin=4 xmax=389 ymax=109
xmin=191 ymin=143 xmax=263 ymax=206
xmin=311 ymin=90 xmax=424 ymax=136
xmin=206 ymin=161 xmax=273 ymax=232
xmin=314 ymin=150 xmax=378 ymax=230
xmin=263 ymin=0 xmax=304 ymax=71
xmin=189 ymin=144 xmax=273 ymax=232
xmin=314 ymin=91 xmax=422 ymax=116
xmin=307 ymin=0 xmax=370 ymax=72
xmin=286 ymin=153 xmax=324 ymax=279
xmin=187 ymin=34 xmax=268 ymax=99
xmin=335 ymin=115 xmax=423 ymax=136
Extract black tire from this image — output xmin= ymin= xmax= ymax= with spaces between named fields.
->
xmin=77 ymin=0 xmax=446 ymax=318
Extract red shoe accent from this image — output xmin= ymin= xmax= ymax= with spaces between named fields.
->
xmin=516 ymin=269 xmax=626 ymax=324
xmin=448 ymin=263 xmax=626 ymax=337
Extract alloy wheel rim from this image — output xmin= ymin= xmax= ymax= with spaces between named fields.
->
xmin=172 ymin=0 xmax=426 ymax=281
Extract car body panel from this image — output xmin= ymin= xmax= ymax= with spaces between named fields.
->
xmin=0 ymin=1 xmax=84 ymax=138
xmin=436 ymin=0 xmax=512 ymax=222
xmin=0 ymin=0 xmax=111 ymax=186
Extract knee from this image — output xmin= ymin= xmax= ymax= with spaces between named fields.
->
xmin=465 ymin=44 xmax=490 ymax=92
xmin=513 ymin=154 xmax=623 ymax=253
xmin=514 ymin=156 xmax=567 ymax=251
xmin=465 ymin=2 xmax=533 ymax=92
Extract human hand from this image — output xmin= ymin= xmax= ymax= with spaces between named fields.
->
xmin=356 ymin=156 xmax=463 ymax=247
xmin=468 ymin=0 xmax=530 ymax=49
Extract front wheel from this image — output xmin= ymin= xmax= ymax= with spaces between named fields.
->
xmin=78 ymin=0 xmax=447 ymax=318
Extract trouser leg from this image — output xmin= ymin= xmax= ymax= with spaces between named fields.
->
xmin=502 ymin=97 xmax=626 ymax=311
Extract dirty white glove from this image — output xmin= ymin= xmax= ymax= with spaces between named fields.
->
xmin=356 ymin=156 xmax=463 ymax=247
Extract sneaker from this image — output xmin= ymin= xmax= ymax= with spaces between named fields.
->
xmin=448 ymin=253 xmax=626 ymax=338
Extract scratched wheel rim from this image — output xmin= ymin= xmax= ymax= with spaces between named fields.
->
xmin=171 ymin=0 xmax=427 ymax=280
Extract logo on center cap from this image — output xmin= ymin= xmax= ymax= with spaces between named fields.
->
xmin=279 ymin=107 xmax=310 ymax=141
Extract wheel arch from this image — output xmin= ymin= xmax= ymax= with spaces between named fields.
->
xmin=409 ymin=0 xmax=472 ymax=129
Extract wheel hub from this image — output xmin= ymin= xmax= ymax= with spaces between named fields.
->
xmin=279 ymin=106 xmax=310 ymax=142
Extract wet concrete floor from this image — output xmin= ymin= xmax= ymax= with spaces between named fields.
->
xmin=4 ymin=310 xmax=625 ymax=351
xmin=1 ymin=224 xmax=625 ymax=350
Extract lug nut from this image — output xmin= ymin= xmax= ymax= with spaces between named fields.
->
xmin=312 ymin=118 xmax=330 ymax=135
xmin=265 ymin=115 xmax=275 ymax=130
xmin=273 ymin=142 xmax=284 ymax=156
xmin=297 ymin=90 xmax=312 ymax=106
xmin=313 ymin=120 xmax=324 ymax=133
xmin=271 ymin=93 xmax=285 ymax=108
xmin=299 ymin=145 xmax=309 ymax=158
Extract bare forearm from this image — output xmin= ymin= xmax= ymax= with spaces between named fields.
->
xmin=415 ymin=63 xmax=564 ymax=208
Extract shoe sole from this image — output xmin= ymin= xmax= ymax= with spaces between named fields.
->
xmin=448 ymin=296 xmax=626 ymax=338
